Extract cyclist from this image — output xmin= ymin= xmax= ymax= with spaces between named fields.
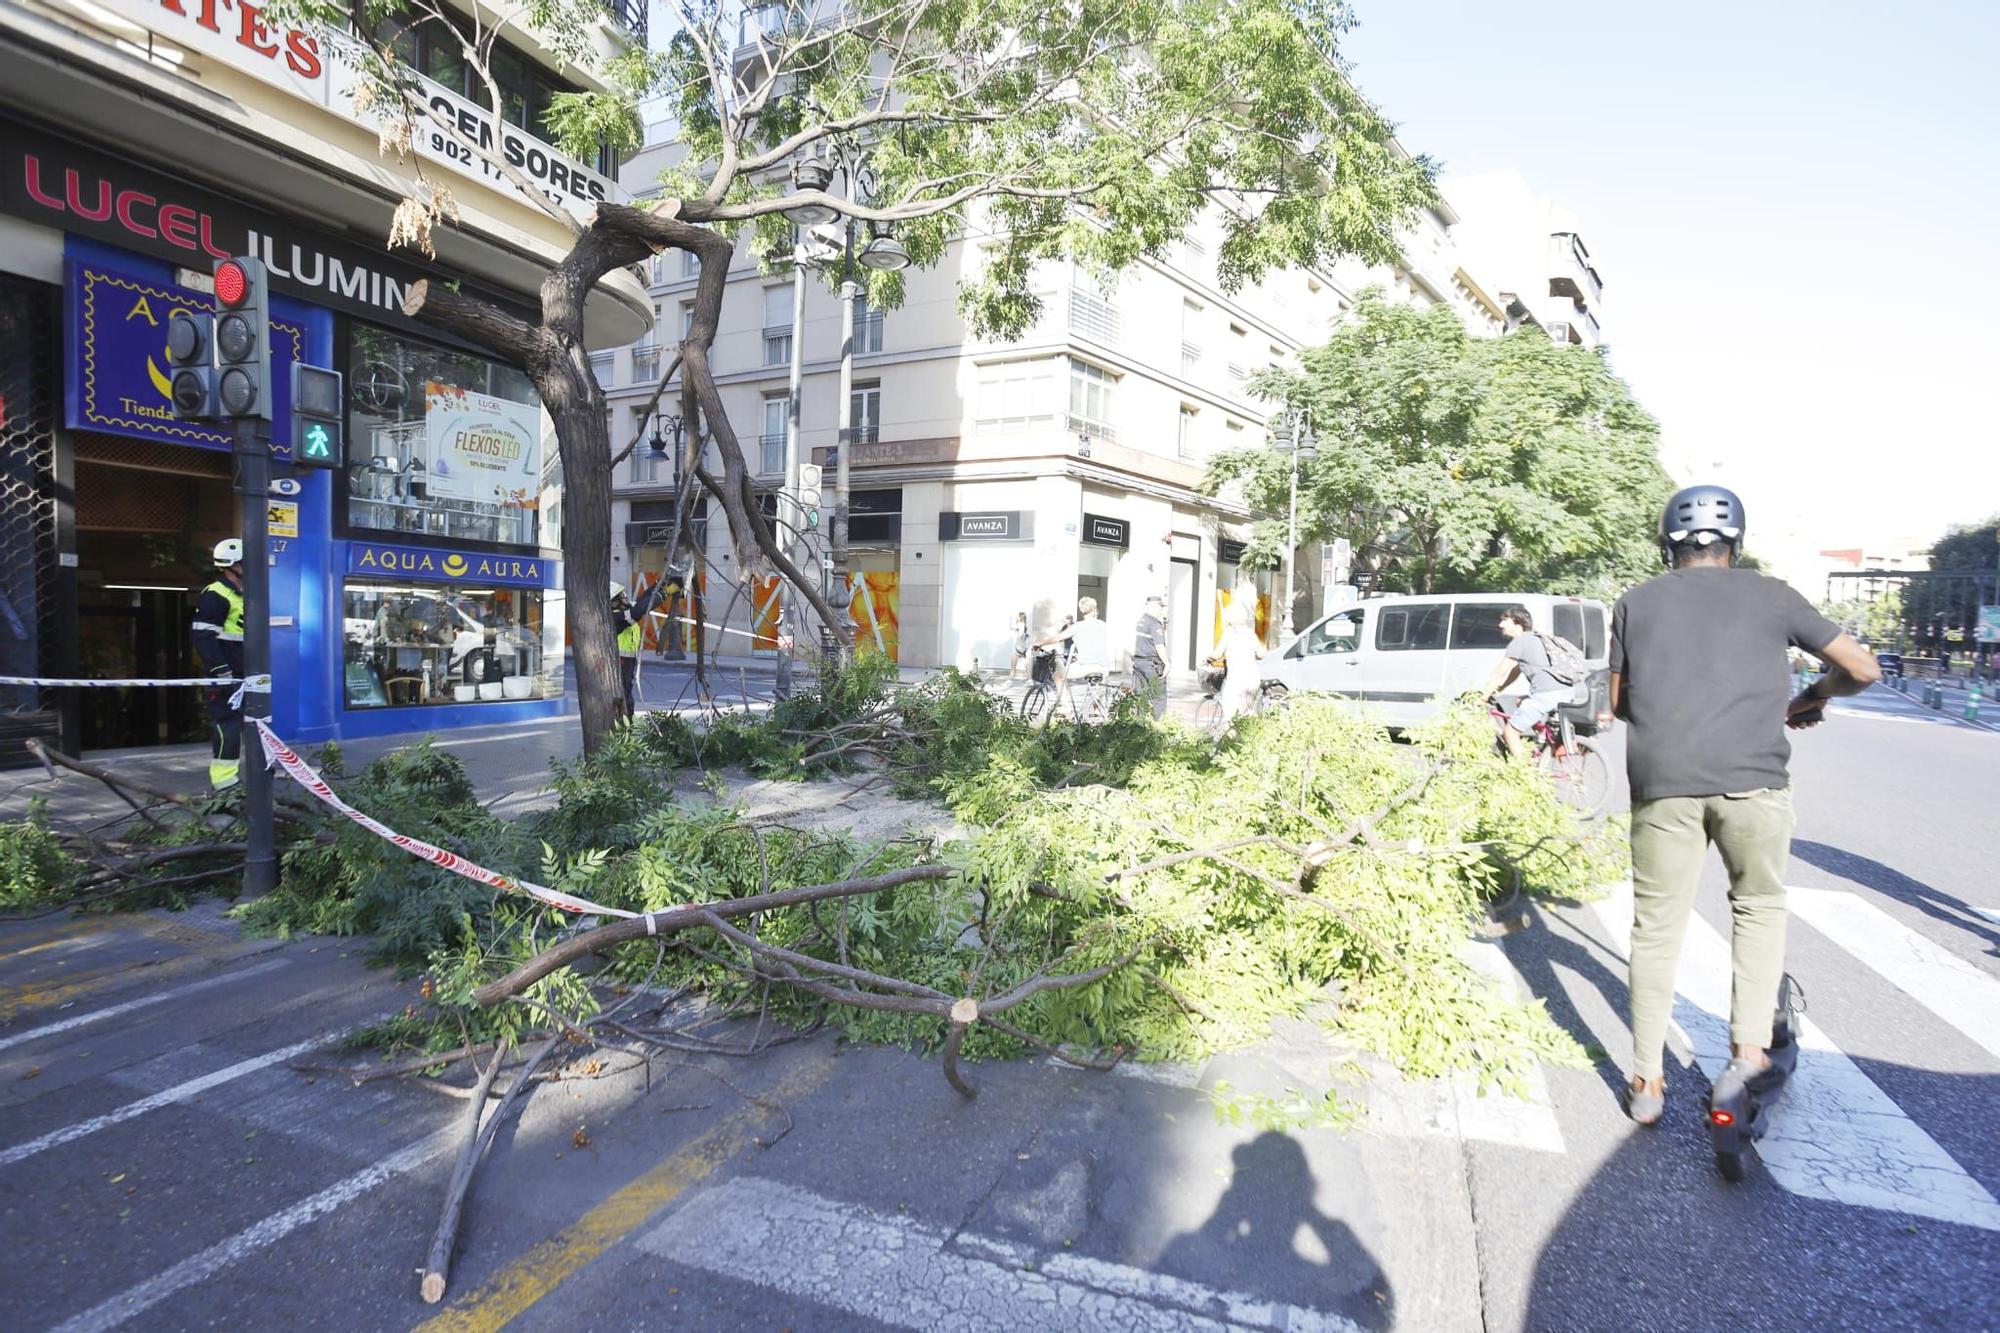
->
xmin=1483 ymin=606 xmax=1572 ymax=758
xmin=1608 ymin=484 xmax=1881 ymax=1128
xmin=1036 ymin=597 xmax=1110 ymax=711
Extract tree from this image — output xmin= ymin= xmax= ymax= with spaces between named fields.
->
xmin=1819 ymin=590 xmax=1902 ymax=645
xmin=1930 ymin=515 xmax=2000 ymax=572
xmin=285 ymin=0 xmax=1438 ymax=752
xmin=1208 ymin=291 xmax=1672 ymax=600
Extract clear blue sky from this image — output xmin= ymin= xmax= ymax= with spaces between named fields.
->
xmin=1340 ymin=1 xmax=2000 ymax=562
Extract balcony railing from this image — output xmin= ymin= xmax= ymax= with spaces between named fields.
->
xmin=759 ymin=433 xmax=786 ymax=474
xmin=1068 ymin=291 xmax=1122 ymax=345
xmin=1067 ymin=413 xmax=1117 ymax=444
xmin=602 ymin=0 xmax=647 ymax=43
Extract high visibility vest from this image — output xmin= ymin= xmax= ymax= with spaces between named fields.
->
xmin=618 ymin=620 xmax=642 ymax=654
xmin=193 ymin=580 xmax=245 ymax=641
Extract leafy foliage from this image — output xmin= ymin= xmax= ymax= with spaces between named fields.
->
xmin=1209 ymin=290 xmax=1674 ymax=599
xmin=0 ymin=800 xmax=75 ymax=910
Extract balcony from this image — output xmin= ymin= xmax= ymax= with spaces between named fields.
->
xmin=1547 ymin=233 xmax=1604 ymax=309
xmin=1067 ymin=413 xmax=1117 ymax=445
xmin=759 ymin=433 xmax=786 ymax=474
xmin=1068 ymin=290 xmax=1122 ymax=345
xmin=601 ymin=0 xmax=647 ymax=43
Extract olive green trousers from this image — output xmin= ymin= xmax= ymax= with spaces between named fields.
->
xmin=1627 ymin=788 xmax=1795 ymax=1081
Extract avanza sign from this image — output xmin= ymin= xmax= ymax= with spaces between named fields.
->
xmin=347 ymin=541 xmax=558 ymax=589
xmin=89 ymin=0 xmax=619 ymax=217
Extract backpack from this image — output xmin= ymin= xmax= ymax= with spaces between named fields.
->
xmin=1534 ymin=632 xmax=1588 ymax=686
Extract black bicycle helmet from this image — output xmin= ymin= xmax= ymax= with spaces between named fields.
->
xmin=1658 ymin=484 xmax=1745 ymax=566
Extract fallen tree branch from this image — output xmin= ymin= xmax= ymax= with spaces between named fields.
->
xmin=421 ymin=1040 xmax=510 ymax=1303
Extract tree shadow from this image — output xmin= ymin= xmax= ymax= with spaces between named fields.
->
xmin=1156 ymin=1132 xmax=1395 ymax=1330
xmin=1791 ymin=838 xmax=2000 ymax=958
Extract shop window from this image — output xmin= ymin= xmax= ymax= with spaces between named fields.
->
xmin=344 ymin=326 xmax=544 ymax=547
xmin=849 ymin=488 xmax=902 ymax=545
xmin=342 ymin=581 xmax=546 ymax=708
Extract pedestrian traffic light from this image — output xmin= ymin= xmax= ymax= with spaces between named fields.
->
xmin=211 ymin=256 xmax=271 ymax=421
xmin=289 ymin=363 xmax=344 ymax=468
xmin=166 ymin=307 xmax=217 ymax=421
xmin=797 ymin=463 xmax=822 ymax=530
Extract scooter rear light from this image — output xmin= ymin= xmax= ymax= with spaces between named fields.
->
xmin=1710 ymin=1109 xmax=1735 ymax=1126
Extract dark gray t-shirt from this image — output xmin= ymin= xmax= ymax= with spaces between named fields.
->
xmin=1610 ymin=567 xmax=1840 ymax=801
xmin=1134 ymin=614 xmax=1165 ymax=670
xmin=1505 ymin=634 xmax=1562 ymax=695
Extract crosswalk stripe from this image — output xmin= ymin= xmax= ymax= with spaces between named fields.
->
xmin=1592 ymin=882 xmax=2000 ymax=1232
xmin=1449 ymin=943 xmax=1566 ymax=1153
xmin=0 ymin=957 xmax=288 ymax=1055
xmin=0 ymin=1032 xmax=331 ymax=1167
xmin=640 ymin=1175 xmax=1366 ymax=1333
xmin=1786 ymin=886 xmax=2000 ymax=1064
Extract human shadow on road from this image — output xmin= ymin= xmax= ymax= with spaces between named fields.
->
xmin=1155 ymin=1132 xmax=1394 ymax=1330
xmin=1501 ymin=899 xmax=1644 ymax=1104
xmin=1791 ymin=838 xmax=2000 ymax=958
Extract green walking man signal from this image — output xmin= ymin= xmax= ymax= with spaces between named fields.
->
xmin=290 ymin=363 xmax=344 ymax=468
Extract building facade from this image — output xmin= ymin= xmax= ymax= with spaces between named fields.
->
xmin=1439 ymin=170 xmax=1608 ymax=349
xmin=0 ymin=0 xmax=650 ymax=761
xmin=601 ymin=135 xmax=1516 ymax=677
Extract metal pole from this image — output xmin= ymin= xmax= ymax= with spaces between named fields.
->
xmin=832 ymin=209 xmax=857 ymax=649
xmin=1282 ymin=447 xmax=1298 ymax=641
xmin=776 ymin=248 xmax=807 ymax=698
xmin=235 ymin=419 xmax=276 ymax=895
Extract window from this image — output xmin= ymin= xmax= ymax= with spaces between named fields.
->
xmin=1301 ymin=609 xmax=1362 ymax=656
xmin=975 ymin=361 xmax=1057 ymax=434
xmin=1582 ymin=604 xmax=1607 ymax=660
xmin=1177 ymin=406 xmax=1198 ymax=462
xmin=679 ymin=302 xmax=695 ymax=340
xmin=1181 ymin=300 xmax=1203 ymax=377
xmin=344 ymin=325 xmax=543 ymax=547
xmin=762 ymin=285 xmax=792 ymax=366
xmin=760 ymin=394 xmax=788 ymax=473
xmin=1550 ymin=602 xmax=1606 ymax=659
xmin=630 ymin=496 xmax=707 ymax=554
xmin=341 ymin=581 xmax=546 ymax=708
xmin=1375 ymin=603 xmax=1449 ymax=651
xmin=853 ymin=294 xmax=884 ymax=354
xmin=682 ymin=249 xmax=700 ymax=277
xmin=849 ymin=488 xmax=903 ymax=544
xmin=849 ymin=381 xmax=881 ymax=444
xmin=1449 ymin=604 xmax=1529 ymax=650
xmin=1068 ymin=358 xmax=1115 ymax=441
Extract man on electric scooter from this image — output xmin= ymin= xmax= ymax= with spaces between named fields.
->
xmin=1608 ymin=485 xmax=1881 ymax=1135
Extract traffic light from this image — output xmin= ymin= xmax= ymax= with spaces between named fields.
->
xmin=290 ymin=363 xmax=344 ymax=468
xmin=211 ymin=256 xmax=271 ymax=420
xmin=797 ymin=463 xmax=822 ymax=530
xmin=166 ymin=307 xmax=217 ymax=421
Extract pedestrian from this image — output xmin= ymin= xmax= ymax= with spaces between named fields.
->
xmin=1009 ymin=611 xmax=1030 ymax=679
xmin=1132 ymin=594 xmax=1169 ymax=718
xmin=190 ymin=538 xmax=246 ymax=791
xmin=1218 ymin=597 xmax=1265 ymax=724
xmin=1609 ymin=484 xmax=1881 ymax=1129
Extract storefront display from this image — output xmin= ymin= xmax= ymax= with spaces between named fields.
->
xmin=341 ymin=580 xmax=546 ymax=708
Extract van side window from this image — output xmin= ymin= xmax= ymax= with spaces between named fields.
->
xmin=1305 ymin=609 xmax=1362 ymax=655
xmin=1583 ymin=605 xmax=1607 ymax=659
xmin=1375 ymin=603 xmax=1448 ymax=651
xmin=1552 ymin=604 xmax=1584 ymax=651
xmin=1449 ymin=604 xmax=1527 ymax=650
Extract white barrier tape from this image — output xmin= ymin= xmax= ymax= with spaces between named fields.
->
xmin=249 ymin=718 xmax=639 ymax=921
xmin=0 ymin=676 xmax=238 ymax=688
xmin=228 ymin=674 xmax=272 ymax=711
xmin=650 ymin=612 xmax=781 ymax=646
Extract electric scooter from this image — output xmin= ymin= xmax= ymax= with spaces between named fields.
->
xmin=1707 ymin=974 xmax=1802 ymax=1182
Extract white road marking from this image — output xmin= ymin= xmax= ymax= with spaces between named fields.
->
xmin=1787 ymin=887 xmax=2000 ymax=1064
xmin=642 ymin=1175 xmax=1365 ymax=1332
xmin=1976 ymin=908 xmax=2000 ymax=927
xmin=0 ymin=1033 xmax=331 ymax=1167
xmin=49 ymin=1132 xmax=450 ymax=1333
xmin=1045 ymin=1056 xmax=1207 ymax=1088
xmin=1448 ymin=943 xmax=1567 ymax=1153
xmin=1593 ymin=882 xmax=2000 ymax=1232
xmin=0 ymin=957 xmax=289 ymax=1054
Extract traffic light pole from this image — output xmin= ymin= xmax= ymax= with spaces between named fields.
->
xmin=234 ymin=418 xmax=277 ymax=896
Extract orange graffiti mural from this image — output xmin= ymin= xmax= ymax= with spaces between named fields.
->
xmin=847 ymin=572 xmax=900 ymax=663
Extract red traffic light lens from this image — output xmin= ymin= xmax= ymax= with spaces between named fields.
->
xmin=215 ymin=261 xmax=248 ymax=307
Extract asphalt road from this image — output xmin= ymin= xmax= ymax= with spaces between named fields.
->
xmin=2 ymin=681 xmax=1995 ymax=1331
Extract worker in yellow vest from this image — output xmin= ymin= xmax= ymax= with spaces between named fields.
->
xmin=611 ymin=579 xmax=668 ymax=720
xmin=191 ymin=539 xmax=246 ymax=790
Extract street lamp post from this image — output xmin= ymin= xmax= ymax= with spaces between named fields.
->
xmin=784 ymin=139 xmax=911 ymax=655
xmin=647 ymin=414 xmax=687 ymax=659
xmin=1270 ymin=407 xmax=1317 ymax=641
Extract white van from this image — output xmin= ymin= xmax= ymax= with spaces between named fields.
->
xmin=1260 ymin=593 xmax=1614 ymax=732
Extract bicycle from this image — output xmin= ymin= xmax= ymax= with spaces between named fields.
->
xmin=1194 ymin=665 xmax=1287 ymax=734
xmin=1487 ymin=696 xmax=1610 ymax=815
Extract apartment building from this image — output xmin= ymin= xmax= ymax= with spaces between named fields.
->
xmin=0 ymin=0 xmax=649 ymax=759
xmin=1440 ymin=170 xmax=1608 ymax=349
xmin=603 ymin=110 xmax=1516 ymax=676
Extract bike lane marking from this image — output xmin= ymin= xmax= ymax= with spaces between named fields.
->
xmin=639 ymin=1174 xmax=1367 ymax=1333
xmin=1787 ymin=886 xmax=2000 ymax=1064
xmin=414 ymin=1053 xmax=836 ymax=1333
xmin=1593 ymin=881 xmax=2000 ymax=1232
xmin=0 ymin=955 xmax=289 ymax=1055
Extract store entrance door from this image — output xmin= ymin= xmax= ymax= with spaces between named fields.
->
xmin=71 ymin=435 xmax=236 ymax=750
xmin=1168 ymin=557 xmax=1198 ymax=673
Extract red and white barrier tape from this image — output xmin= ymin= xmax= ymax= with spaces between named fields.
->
xmin=250 ymin=718 xmax=643 ymax=922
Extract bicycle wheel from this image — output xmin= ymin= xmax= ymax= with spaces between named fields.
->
xmin=1019 ymin=684 xmax=1049 ymax=723
xmin=1570 ymin=740 xmax=1610 ymax=815
xmin=1078 ymin=682 xmax=1113 ymax=724
xmin=1194 ymin=696 xmax=1223 ymax=733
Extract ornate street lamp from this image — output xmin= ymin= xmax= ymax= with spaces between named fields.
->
xmin=1273 ymin=406 xmax=1317 ymax=640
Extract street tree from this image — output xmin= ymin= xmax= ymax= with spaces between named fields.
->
xmin=1209 ymin=291 xmax=1672 ymax=600
xmin=282 ymin=0 xmax=1438 ymax=752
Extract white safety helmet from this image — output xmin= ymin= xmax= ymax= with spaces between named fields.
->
xmin=610 ymin=581 xmax=628 ymax=603
xmin=212 ymin=538 xmax=244 ymax=568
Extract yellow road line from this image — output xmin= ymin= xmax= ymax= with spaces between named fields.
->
xmin=414 ymin=1055 xmax=835 ymax=1333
